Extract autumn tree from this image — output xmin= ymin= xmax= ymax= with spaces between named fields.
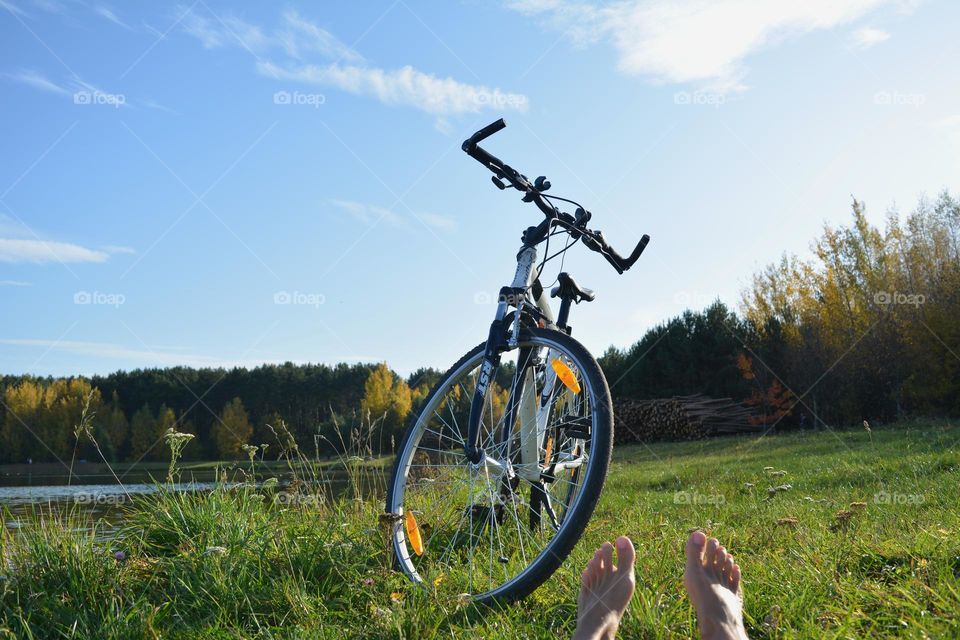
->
xmin=361 ymin=363 xmax=413 ymax=451
xmin=213 ymin=397 xmax=253 ymax=459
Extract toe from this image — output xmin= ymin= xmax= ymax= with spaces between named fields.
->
xmin=730 ymin=563 xmax=742 ymax=595
xmin=600 ymin=542 xmax=615 ymax=575
xmin=587 ymin=550 xmax=602 ymax=587
xmin=723 ymin=555 xmax=735 ymax=585
xmin=615 ymin=536 xmax=636 ymax=575
xmin=715 ymin=546 xmax=728 ymax=571
xmin=705 ymin=538 xmax=720 ymax=567
xmin=685 ymin=530 xmax=707 ymax=570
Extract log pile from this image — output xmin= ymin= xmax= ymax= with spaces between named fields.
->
xmin=613 ymin=394 xmax=761 ymax=444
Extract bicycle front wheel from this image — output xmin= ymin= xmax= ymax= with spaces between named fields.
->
xmin=386 ymin=327 xmax=613 ymax=603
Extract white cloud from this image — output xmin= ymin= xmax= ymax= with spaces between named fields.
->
xmin=414 ymin=212 xmax=456 ymax=231
xmin=259 ymin=61 xmax=528 ymax=116
xmin=94 ymin=5 xmax=131 ymax=30
xmin=332 ymin=200 xmax=455 ymax=231
xmin=507 ymin=0 xmax=911 ymax=90
xmin=935 ymin=114 xmax=960 ymax=129
xmin=332 ymin=200 xmax=403 ymax=228
xmin=5 ymin=71 xmax=129 ymax=107
xmin=178 ymin=5 xmax=362 ymax=62
xmin=0 ymin=238 xmax=110 ymax=264
xmin=0 ymin=338 xmax=272 ymax=369
xmin=4 ymin=70 xmax=70 ymax=95
xmin=852 ymin=26 xmax=891 ymax=47
xmin=279 ymin=9 xmax=364 ymax=63
xmin=179 ymin=7 xmax=525 ymax=117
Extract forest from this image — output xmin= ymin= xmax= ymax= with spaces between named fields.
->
xmin=2 ymin=192 xmax=958 ymax=464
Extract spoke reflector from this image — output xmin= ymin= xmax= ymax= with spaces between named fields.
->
xmin=405 ymin=512 xmax=424 ymax=556
xmin=544 ymin=436 xmax=554 ymax=467
xmin=551 ymin=358 xmax=581 ymax=394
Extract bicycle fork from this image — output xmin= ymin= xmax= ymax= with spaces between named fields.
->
xmin=464 ymin=246 xmax=560 ymax=484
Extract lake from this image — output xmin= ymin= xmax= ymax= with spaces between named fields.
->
xmin=0 ymin=460 xmax=388 ymax=537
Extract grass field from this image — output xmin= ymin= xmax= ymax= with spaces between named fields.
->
xmin=2 ymin=421 xmax=958 ymax=638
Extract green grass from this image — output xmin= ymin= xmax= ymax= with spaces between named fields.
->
xmin=2 ymin=421 xmax=959 ymax=638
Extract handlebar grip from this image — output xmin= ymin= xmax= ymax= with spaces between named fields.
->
xmin=602 ymin=233 xmax=650 ymax=273
xmin=622 ymin=234 xmax=650 ymax=270
xmin=463 ymin=118 xmax=506 ymax=151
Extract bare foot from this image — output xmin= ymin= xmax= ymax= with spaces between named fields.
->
xmin=683 ymin=531 xmax=749 ymax=640
xmin=572 ymin=537 xmax=636 ymax=640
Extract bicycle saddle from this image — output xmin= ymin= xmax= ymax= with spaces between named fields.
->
xmin=550 ymin=272 xmax=596 ymax=303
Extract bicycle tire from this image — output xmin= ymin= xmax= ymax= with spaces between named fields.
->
xmin=385 ymin=326 xmax=613 ymax=604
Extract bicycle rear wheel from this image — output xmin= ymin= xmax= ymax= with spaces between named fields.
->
xmin=385 ymin=327 xmax=613 ymax=603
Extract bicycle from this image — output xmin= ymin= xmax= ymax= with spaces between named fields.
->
xmin=386 ymin=118 xmax=650 ymax=603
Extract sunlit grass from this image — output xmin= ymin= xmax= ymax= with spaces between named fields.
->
xmin=1 ymin=421 xmax=958 ymax=638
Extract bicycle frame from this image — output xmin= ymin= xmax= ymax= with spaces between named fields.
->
xmin=464 ymin=244 xmax=564 ymax=483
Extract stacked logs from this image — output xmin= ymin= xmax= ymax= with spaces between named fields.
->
xmin=613 ymin=394 xmax=761 ymax=445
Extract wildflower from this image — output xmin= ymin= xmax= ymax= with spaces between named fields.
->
xmin=433 ymin=574 xmax=444 ymax=588
xmin=363 ymin=577 xmax=375 ymax=587
xmin=113 ymin=551 xmax=126 ymax=561
xmin=371 ymin=605 xmax=391 ymax=619
xmin=241 ymin=444 xmax=259 ymax=462
xmin=390 ymin=591 xmax=403 ymax=604
xmin=763 ymin=466 xmax=774 ymax=472
xmin=863 ymin=420 xmax=871 ymax=432
xmin=163 ymin=428 xmax=196 ymax=482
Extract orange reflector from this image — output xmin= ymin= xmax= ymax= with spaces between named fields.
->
xmin=544 ymin=436 xmax=554 ymax=467
xmin=405 ymin=511 xmax=424 ymax=556
xmin=551 ymin=358 xmax=581 ymax=394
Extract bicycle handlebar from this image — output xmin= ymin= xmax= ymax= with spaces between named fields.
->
xmin=462 ymin=119 xmax=650 ymax=274
xmin=463 ymin=118 xmax=506 ymax=148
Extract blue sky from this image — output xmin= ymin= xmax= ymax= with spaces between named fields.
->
xmin=1 ymin=0 xmax=958 ymax=377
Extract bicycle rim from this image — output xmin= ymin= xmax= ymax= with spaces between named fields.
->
xmin=387 ymin=331 xmax=605 ymax=601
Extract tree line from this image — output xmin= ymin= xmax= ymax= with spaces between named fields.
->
xmin=1 ymin=192 xmax=957 ymax=463
xmin=601 ymin=191 xmax=960 ymax=426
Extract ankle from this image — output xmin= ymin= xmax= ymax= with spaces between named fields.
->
xmin=700 ymin=619 xmax=747 ymax=640
xmin=572 ymin=617 xmax=618 ymax=640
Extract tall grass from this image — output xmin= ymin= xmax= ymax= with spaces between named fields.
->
xmin=1 ymin=421 xmax=958 ymax=638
